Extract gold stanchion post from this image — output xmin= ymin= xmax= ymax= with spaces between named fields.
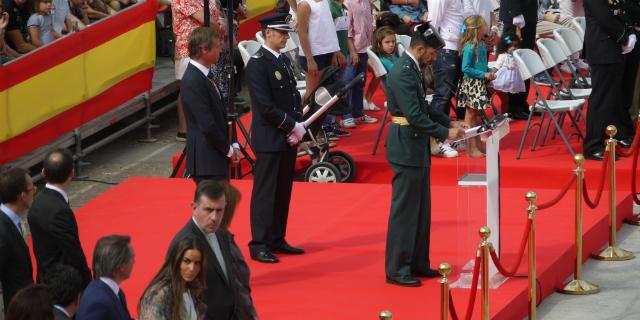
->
xmin=439 ymin=262 xmax=452 ymax=320
xmin=559 ymin=155 xmax=600 ymax=294
xmin=524 ymin=192 xmax=537 ymax=319
xmin=479 ymin=227 xmax=491 ymax=320
xmin=592 ymin=126 xmax=635 ymax=261
xmin=379 ymin=310 xmax=393 ymax=320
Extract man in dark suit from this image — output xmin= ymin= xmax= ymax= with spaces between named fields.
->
xmin=499 ymin=0 xmax=538 ymax=120
xmin=168 ymin=180 xmax=238 ymax=320
xmin=181 ymin=27 xmax=241 ymax=183
xmin=246 ymin=13 xmax=306 ymax=264
xmin=583 ymin=0 xmax=637 ymax=159
xmin=76 ymin=235 xmax=134 ymax=320
xmin=28 ymin=148 xmax=92 ymax=288
xmin=384 ymin=26 xmax=465 ymax=287
xmin=43 ymin=264 xmax=83 ymax=320
xmin=0 ymin=167 xmax=35 ymax=310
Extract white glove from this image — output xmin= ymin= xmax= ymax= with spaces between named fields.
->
xmin=512 ymin=14 xmax=525 ymax=29
xmin=290 ymin=122 xmax=306 ymax=141
xmin=286 ymin=134 xmax=299 ymax=146
xmin=623 ymin=34 xmax=637 ymax=54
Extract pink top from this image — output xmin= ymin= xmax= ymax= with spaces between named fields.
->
xmin=345 ymin=0 xmax=374 ymax=54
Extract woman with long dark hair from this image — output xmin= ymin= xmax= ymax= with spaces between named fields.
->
xmin=138 ymin=236 xmax=208 ymax=320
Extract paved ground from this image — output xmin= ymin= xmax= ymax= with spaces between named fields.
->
xmin=536 ymin=209 xmax=640 ymax=320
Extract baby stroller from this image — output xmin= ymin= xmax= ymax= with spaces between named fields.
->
xmin=296 ymin=67 xmax=365 ymax=183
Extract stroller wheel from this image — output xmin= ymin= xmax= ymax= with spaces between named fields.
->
xmin=328 ymin=150 xmax=356 ymax=182
xmin=304 ymin=162 xmax=341 ymax=183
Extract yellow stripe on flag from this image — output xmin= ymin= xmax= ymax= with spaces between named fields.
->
xmin=1 ymin=21 xmax=156 ymax=143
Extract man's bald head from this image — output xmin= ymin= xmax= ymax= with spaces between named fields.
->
xmin=42 ymin=148 xmax=74 ymax=184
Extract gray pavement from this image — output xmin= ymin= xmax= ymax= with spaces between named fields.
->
xmin=536 ymin=204 xmax=640 ymax=320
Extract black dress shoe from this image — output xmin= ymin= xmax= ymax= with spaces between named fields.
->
xmin=584 ymin=151 xmax=620 ymax=161
xmin=413 ymin=268 xmax=440 ymax=278
xmin=386 ymin=275 xmax=422 ymax=287
xmin=510 ymin=111 xmax=530 ymax=120
xmin=250 ymin=250 xmax=279 ymax=263
xmin=271 ymin=243 xmax=305 ymax=255
xmin=618 ymin=138 xmax=633 ymax=148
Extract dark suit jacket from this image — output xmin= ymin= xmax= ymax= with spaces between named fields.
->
xmin=584 ymin=0 xmax=630 ymax=64
xmin=246 ymin=47 xmax=303 ymax=153
xmin=499 ymin=0 xmax=538 ymax=24
xmin=169 ymin=220 xmax=237 ymax=320
xmin=75 ymin=279 xmax=131 ymax=320
xmin=28 ymin=188 xmax=92 ymax=287
xmin=181 ymin=62 xmax=230 ymax=178
xmin=0 ymin=210 xmax=33 ymax=309
xmin=385 ymin=53 xmax=451 ymax=168
xmin=54 ymin=307 xmax=71 ymax=320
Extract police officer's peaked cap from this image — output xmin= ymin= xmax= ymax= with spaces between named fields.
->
xmin=414 ymin=23 xmax=445 ymax=50
xmin=259 ymin=13 xmax=294 ymax=32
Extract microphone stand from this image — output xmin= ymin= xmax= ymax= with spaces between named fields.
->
xmin=225 ymin=0 xmax=255 ymax=179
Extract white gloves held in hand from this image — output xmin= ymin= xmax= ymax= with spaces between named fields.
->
xmin=287 ymin=122 xmax=306 ymax=146
xmin=512 ymin=14 xmax=525 ymax=29
xmin=623 ymin=34 xmax=637 ymax=54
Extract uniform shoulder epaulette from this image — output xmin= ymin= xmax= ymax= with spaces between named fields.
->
xmin=251 ymin=51 xmax=264 ymax=59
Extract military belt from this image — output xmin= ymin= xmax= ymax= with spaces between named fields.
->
xmin=391 ymin=116 xmax=409 ymax=126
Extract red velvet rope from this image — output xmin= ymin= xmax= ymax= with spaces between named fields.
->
xmin=615 ymin=122 xmax=640 ymax=158
xmin=537 ymin=175 xmax=577 ymax=210
xmin=449 ymin=291 xmax=459 ymax=320
xmin=583 ymin=151 xmax=610 ymax=209
xmin=632 ymin=145 xmax=640 ymax=205
xmin=463 ymin=255 xmax=482 ymax=320
xmin=489 ymin=219 xmax=532 ymax=277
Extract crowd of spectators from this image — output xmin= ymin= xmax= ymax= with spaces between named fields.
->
xmin=0 ymin=158 xmax=256 ymax=319
xmin=0 ymin=0 xmax=135 ymax=64
xmin=256 ymin=0 xmax=590 ymax=158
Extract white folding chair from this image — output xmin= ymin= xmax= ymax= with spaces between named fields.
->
xmin=554 ymin=28 xmax=591 ymax=87
xmin=513 ymin=48 xmax=585 ymax=159
xmin=536 ymin=38 xmax=589 ymax=143
xmin=571 ymin=17 xmax=586 ymax=42
xmin=238 ymin=40 xmax=262 ymax=67
xmin=255 ymin=31 xmax=265 ymax=44
xmin=368 ymin=46 xmax=391 ymax=155
xmin=396 ymin=34 xmax=411 ymax=56
xmin=536 ymin=39 xmax=591 ymax=100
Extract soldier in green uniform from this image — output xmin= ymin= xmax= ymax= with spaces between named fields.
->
xmin=384 ymin=25 xmax=466 ymax=287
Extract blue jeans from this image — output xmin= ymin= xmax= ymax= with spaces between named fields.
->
xmin=432 ymin=49 xmax=461 ymax=117
xmin=388 ymin=2 xmax=427 ymax=22
xmin=342 ymin=52 xmax=369 ymax=119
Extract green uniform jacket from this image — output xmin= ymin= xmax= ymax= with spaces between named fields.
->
xmin=385 ymin=52 xmax=451 ymax=167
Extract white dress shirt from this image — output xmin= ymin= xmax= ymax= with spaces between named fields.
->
xmin=99 ymin=277 xmax=121 ymax=296
xmin=45 ymin=183 xmax=69 ymax=203
xmin=262 ymin=44 xmax=280 ymax=59
xmin=406 ymin=50 xmax=421 ymax=71
xmin=429 ymin=0 xmax=465 ymax=51
xmin=192 ymin=217 xmax=228 ymax=279
xmin=1 ymin=203 xmax=23 ymax=236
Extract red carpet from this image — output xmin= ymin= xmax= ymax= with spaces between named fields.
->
xmin=74 ymin=177 xmax=633 ymax=319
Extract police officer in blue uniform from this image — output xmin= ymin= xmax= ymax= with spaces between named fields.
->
xmin=246 ymin=13 xmax=306 ymax=263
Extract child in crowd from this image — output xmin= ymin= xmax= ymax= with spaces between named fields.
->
xmin=28 ymin=0 xmax=61 ymax=47
xmin=491 ymin=31 xmax=526 ymax=94
xmin=340 ymin=0 xmax=376 ymax=129
xmin=364 ymin=26 xmax=398 ymax=109
xmin=458 ymin=15 xmax=494 ymax=157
